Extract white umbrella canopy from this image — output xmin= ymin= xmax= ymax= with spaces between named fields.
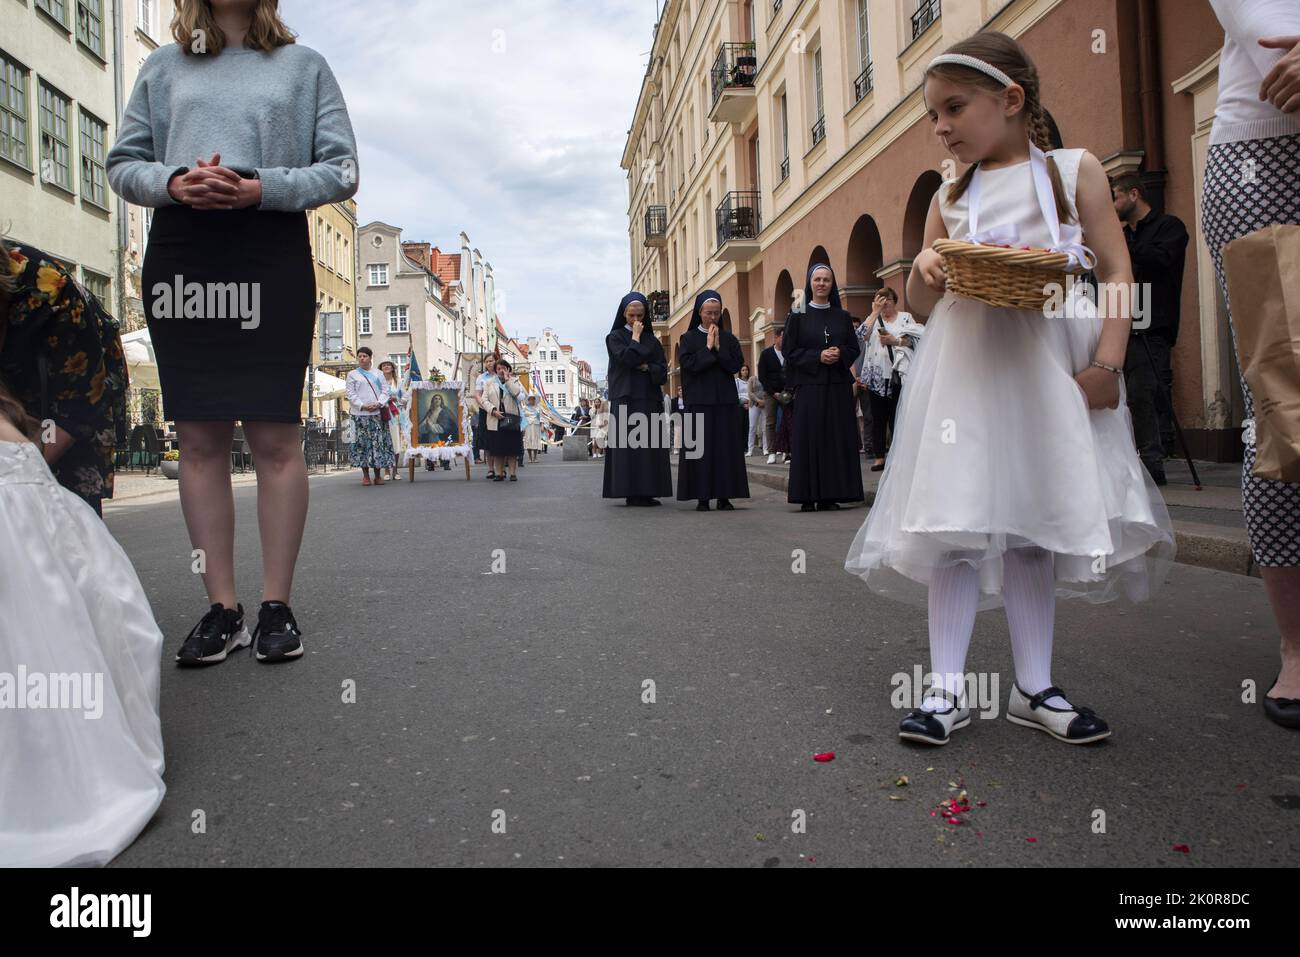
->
xmin=120 ymin=328 xmax=159 ymax=390
xmin=309 ymin=369 xmax=347 ymax=401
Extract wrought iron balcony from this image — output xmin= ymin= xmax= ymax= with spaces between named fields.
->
xmin=810 ymin=116 xmax=826 ymax=148
xmin=853 ymin=61 xmax=874 ymax=103
xmin=644 ymin=205 xmax=668 ymax=247
xmin=911 ymin=0 xmax=940 ymax=41
xmin=779 ymin=155 xmax=789 ymax=182
xmin=649 ymin=290 xmax=670 ymax=323
xmin=709 ymin=42 xmax=759 ymax=123
xmin=715 ymin=190 xmax=762 ymax=262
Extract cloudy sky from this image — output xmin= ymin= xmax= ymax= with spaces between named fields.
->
xmin=282 ymin=0 xmax=661 ymax=379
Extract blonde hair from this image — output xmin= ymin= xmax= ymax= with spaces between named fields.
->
xmin=925 ymin=31 xmax=1072 ymax=224
xmin=173 ymin=0 xmax=296 ymax=55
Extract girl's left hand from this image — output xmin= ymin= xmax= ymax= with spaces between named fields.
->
xmin=1074 ymin=365 xmax=1121 ymax=410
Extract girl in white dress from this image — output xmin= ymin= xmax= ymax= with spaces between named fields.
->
xmin=0 ymin=386 xmax=166 ymax=865
xmin=844 ymin=32 xmax=1175 ymax=746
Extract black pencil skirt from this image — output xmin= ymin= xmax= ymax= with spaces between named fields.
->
xmin=142 ymin=205 xmax=316 ymax=423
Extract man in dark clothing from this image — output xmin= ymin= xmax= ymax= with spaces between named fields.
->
xmin=757 ymin=327 xmax=787 ymax=464
xmin=1112 ymin=173 xmax=1189 ymax=486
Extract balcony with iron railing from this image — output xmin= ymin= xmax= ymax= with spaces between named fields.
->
xmin=911 ymin=0 xmax=940 ymax=41
xmin=853 ymin=60 xmax=874 ymax=103
xmin=810 ymin=115 xmax=826 ymax=148
xmin=779 ymin=155 xmax=790 ymax=183
xmin=709 ymin=42 xmax=759 ymax=124
xmin=649 ymin=290 xmax=670 ymax=324
xmin=644 ymin=205 xmax=668 ymax=247
xmin=714 ymin=190 xmax=762 ymax=262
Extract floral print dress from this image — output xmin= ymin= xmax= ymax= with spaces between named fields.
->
xmin=1 ymin=244 xmax=128 ymax=514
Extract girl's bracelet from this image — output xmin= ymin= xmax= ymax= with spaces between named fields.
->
xmin=1090 ymin=360 xmax=1123 ymax=376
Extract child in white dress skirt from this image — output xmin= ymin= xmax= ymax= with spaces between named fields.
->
xmin=844 ymin=32 xmax=1174 ymax=746
xmin=0 ymin=388 xmax=165 ymax=865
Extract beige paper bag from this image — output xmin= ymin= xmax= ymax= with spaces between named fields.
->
xmin=1223 ymin=224 xmax=1300 ymax=483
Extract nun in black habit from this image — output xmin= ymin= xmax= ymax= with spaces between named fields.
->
xmin=783 ymin=263 xmax=863 ymax=511
xmin=676 ymin=290 xmax=749 ymax=511
xmin=603 ymin=292 xmax=673 ymax=505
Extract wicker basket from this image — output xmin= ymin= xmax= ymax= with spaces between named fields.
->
xmin=933 ymin=238 xmax=1081 ymax=311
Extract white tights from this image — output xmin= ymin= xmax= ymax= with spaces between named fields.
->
xmin=921 ymin=547 xmax=1069 ymax=712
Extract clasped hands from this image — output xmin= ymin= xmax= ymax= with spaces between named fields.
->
xmin=167 ymin=153 xmax=262 ymax=210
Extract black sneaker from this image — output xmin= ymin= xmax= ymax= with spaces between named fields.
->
xmin=176 ymin=603 xmax=250 ymax=666
xmin=251 ymin=601 xmax=304 ymax=663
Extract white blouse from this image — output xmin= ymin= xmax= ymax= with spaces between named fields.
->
xmin=346 ymin=368 xmax=390 ymax=417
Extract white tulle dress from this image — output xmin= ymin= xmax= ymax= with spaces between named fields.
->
xmin=845 ymin=148 xmax=1175 ymax=610
xmin=0 ymin=439 xmax=165 ymax=866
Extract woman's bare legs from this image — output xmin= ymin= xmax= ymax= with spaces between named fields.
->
xmin=176 ymin=421 xmax=237 ymax=608
xmin=1262 ymin=566 xmax=1300 ymax=699
xmin=243 ymin=421 xmax=308 ymax=604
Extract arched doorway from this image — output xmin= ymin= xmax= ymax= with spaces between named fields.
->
xmin=845 ymin=214 xmax=883 ymax=317
xmin=902 ymin=170 xmax=943 ymax=259
xmin=773 ymin=269 xmax=794 ymax=324
xmin=806 ymin=245 xmax=832 ymax=278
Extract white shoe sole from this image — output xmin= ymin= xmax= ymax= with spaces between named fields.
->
xmin=898 ymin=714 xmax=971 ymax=746
xmin=176 ymin=626 xmax=251 ymax=665
xmin=1006 ymin=713 xmax=1111 ymax=744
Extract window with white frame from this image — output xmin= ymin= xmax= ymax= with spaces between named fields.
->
xmin=359 ymin=306 xmax=371 ymax=335
xmin=38 ymin=81 xmax=71 ymax=191
xmin=544 ymin=369 xmax=553 ymax=384
xmin=138 ymin=0 xmax=159 ymax=40
xmin=857 ymin=0 xmax=870 ymax=71
xmin=76 ymin=0 xmax=105 ymax=58
xmin=386 ymin=305 xmax=408 ymax=333
xmin=0 ymin=53 xmax=30 ymax=169
xmin=78 ymin=108 xmax=107 ymax=208
xmin=35 ymin=0 xmax=68 ymax=28
xmin=556 ymin=396 xmax=566 ymax=408
xmin=82 ymin=269 xmax=110 ymax=306
xmin=368 ymin=263 xmax=388 ymax=286
xmin=557 ymin=368 xmax=566 ymax=384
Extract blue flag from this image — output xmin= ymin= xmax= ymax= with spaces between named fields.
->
xmin=407 ymin=346 xmax=422 ymax=383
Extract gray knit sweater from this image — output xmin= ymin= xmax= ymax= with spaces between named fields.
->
xmin=107 ymin=42 xmax=359 ymax=212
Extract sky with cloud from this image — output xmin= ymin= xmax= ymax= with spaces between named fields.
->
xmin=282 ymin=0 xmax=662 ymax=379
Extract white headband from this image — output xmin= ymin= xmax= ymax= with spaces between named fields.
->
xmin=927 ymin=53 xmax=1015 ymax=90
xmin=700 ymin=297 xmax=721 ymax=307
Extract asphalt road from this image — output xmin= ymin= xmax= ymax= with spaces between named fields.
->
xmin=104 ymin=456 xmax=1299 ymax=866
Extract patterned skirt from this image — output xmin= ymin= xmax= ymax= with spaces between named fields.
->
xmin=350 ymin=414 xmax=396 ymax=469
xmin=1202 ymin=132 xmax=1300 ymax=566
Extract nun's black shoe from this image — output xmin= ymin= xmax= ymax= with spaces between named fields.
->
xmin=696 ymin=501 xmax=711 ymax=511
xmin=717 ymin=499 xmax=735 ymax=510
xmin=817 ymin=501 xmax=840 ymax=511
xmin=646 ymin=498 xmax=661 ymax=506
xmin=870 ymin=462 xmax=885 ymax=472
xmin=800 ymin=503 xmax=816 ymax=513
xmin=1264 ymin=676 xmax=1300 ymax=729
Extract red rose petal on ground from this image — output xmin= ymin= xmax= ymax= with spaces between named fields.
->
xmin=1172 ymin=844 xmax=1190 ymax=854
xmin=813 ymin=752 xmax=835 ymax=763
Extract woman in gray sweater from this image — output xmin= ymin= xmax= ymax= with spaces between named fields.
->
xmin=107 ymin=0 xmax=359 ymax=666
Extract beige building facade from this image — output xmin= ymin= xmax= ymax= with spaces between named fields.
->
xmin=2 ymin=0 xmax=120 ymax=310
